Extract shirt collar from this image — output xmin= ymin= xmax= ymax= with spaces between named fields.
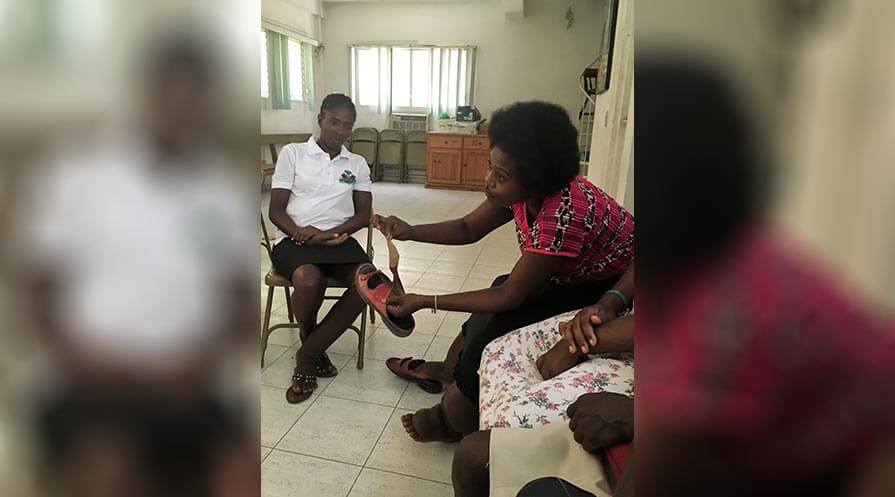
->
xmin=307 ymin=136 xmax=349 ymax=161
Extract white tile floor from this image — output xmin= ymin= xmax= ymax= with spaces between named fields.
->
xmin=260 ymin=184 xmax=520 ymax=497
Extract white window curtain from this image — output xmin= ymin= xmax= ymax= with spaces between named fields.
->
xmin=260 ymin=23 xmax=318 ymax=110
xmin=301 ymin=42 xmax=316 ymax=108
xmin=350 ymin=46 xmax=391 ymax=114
xmin=430 ymin=47 xmax=476 ymax=119
xmin=350 ymin=45 xmax=476 ymax=121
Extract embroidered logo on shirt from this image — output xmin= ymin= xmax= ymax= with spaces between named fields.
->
xmin=338 ymin=170 xmax=357 ymax=184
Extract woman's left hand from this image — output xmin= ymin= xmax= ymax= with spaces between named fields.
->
xmin=386 ymin=293 xmax=428 ymax=317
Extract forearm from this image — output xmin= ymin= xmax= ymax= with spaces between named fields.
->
xmin=589 ymin=315 xmax=634 ymax=355
xmin=417 ymin=286 xmax=523 ymax=314
xmin=326 ymin=212 xmax=370 ymax=237
xmin=269 ymin=208 xmax=300 ymax=239
xmin=596 ymin=263 xmax=635 ymax=315
xmin=408 ymin=218 xmax=477 ymax=245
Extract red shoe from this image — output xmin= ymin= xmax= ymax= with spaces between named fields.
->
xmin=355 ymin=263 xmax=416 ymax=337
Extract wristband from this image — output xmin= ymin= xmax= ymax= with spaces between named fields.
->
xmin=604 ymin=289 xmax=629 ymax=313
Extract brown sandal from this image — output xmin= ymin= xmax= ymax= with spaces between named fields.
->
xmin=300 ymin=331 xmax=339 ymax=378
xmin=386 ymin=357 xmax=444 ymax=394
xmin=314 ymin=352 xmax=338 ymax=378
xmin=285 ymin=368 xmax=317 ymax=404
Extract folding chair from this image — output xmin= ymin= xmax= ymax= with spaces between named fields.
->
xmin=404 ymin=130 xmax=428 ymax=184
xmin=377 ymin=129 xmax=405 ymax=183
xmin=348 ymin=127 xmax=379 ymax=181
xmin=260 ymin=216 xmax=374 ymax=369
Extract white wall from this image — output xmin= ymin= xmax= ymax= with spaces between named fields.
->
xmin=261 ymin=0 xmax=323 ymax=134
xmin=320 ymin=0 xmax=607 ymax=129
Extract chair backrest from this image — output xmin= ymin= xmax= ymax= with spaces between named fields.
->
xmin=379 ymin=129 xmax=404 ymax=143
xmin=260 ymin=211 xmax=274 ymax=259
xmin=377 ymin=141 xmax=403 ymax=165
xmin=351 ymin=127 xmax=379 ymax=143
xmin=405 ymin=141 xmax=427 ymax=167
xmin=406 ymin=130 xmax=427 ymax=144
xmin=350 ymin=141 xmax=378 ymax=167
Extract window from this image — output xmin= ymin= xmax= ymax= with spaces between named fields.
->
xmin=391 ymin=48 xmax=431 ymax=109
xmin=354 ymin=47 xmax=381 ymax=107
xmin=350 ymin=45 xmax=476 ymax=118
xmin=260 ymin=30 xmax=269 ymax=98
xmin=288 ymin=39 xmax=303 ymax=102
xmin=261 ymin=29 xmax=312 ymax=102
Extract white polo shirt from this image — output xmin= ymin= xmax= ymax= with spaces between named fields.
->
xmin=270 ymin=136 xmax=372 ymax=245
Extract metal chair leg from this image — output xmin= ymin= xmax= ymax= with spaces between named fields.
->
xmin=284 ymin=287 xmax=294 ymax=323
xmin=261 ymin=285 xmax=275 ymax=368
xmin=356 ymin=306 xmax=367 ymax=370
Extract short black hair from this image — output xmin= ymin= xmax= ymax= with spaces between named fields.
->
xmin=488 ymin=101 xmax=580 ymax=196
xmin=320 ymin=93 xmax=357 ymax=120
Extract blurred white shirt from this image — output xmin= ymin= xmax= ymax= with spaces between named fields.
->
xmin=270 ymin=136 xmax=372 ymax=245
xmin=26 ymin=139 xmax=256 ymax=373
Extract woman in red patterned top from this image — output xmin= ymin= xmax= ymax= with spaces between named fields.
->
xmin=373 ymin=101 xmax=634 ymax=444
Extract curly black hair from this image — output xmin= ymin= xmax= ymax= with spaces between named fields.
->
xmin=488 ymin=101 xmax=581 ymax=196
xmin=320 ymin=93 xmax=357 ymax=120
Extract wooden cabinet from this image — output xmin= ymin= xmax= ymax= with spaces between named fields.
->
xmin=427 ymin=148 xmax=462 ymax=185
xmin=426 ymin=133 xmax=490 ymax=191
xmin=461 ymin=149 xmax=490 ymax=187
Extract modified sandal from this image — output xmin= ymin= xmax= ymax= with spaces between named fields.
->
xmin=355 ymin=263 xmax=415 ymax=337
xmin=386 ymin=357 xmax=444 ymax=394
xmin=285 ymin=368 xmax=317 ymax=404
xmin=313 ymin=352 xmax=338 ymax=378
xmin=300 ymin=331 xmax=339 ymax=378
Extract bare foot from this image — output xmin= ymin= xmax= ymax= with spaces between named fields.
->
xmin=401 ymin=405 xmax=461 ymax=443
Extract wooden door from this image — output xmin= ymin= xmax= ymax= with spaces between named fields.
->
xmin=427 ymin=148 xmax=462 ymax=185
xmin=461 ymin=149 xmax=490 ymax=188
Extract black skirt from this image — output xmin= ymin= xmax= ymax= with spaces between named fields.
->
xmin=271 ymin=236 xmax=370 ymax=280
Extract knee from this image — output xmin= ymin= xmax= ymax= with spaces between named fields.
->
xmin=291 ymin=265 xmax=325 ymax=290
xmin=452 ymin=430 xmax=490 ymax=492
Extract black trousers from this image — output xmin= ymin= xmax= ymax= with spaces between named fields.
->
xmin=454 ymin=274 xmax=619 ymax=402
xmin=516 ymin=477 xmax=596 ymax=497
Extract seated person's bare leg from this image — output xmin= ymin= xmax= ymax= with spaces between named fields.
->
xmin=402 ymin=383 xmax=477 ymax=442
xmin=293 ymin=263 xmax=365 ymax=375
xmin=452 ymin=430 xmax=491 ymax=497
xmin=413 ymin=333 xmax=463 ymax=385
xmin=289 ymin=264 xmax=327 ymax=338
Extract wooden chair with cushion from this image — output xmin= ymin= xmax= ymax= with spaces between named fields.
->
xmin=260 ymin=215 xmax=374 ymax=369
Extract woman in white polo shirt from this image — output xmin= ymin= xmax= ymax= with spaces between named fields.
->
xmin=268 ymin=94 xmax=373 ymax=404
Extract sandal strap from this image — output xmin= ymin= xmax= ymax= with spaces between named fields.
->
xmin=292 ymin=371 xmax=317 ymax=383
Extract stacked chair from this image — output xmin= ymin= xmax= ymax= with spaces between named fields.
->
xmin=377 ymin=129 xmax=405 ymax=183
xmin=348 ymin=127 xmax=379 ymax=180
xmin=404 ymin=130 xmax=428 ymax=184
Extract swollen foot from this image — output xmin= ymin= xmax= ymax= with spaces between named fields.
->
xmin=401 ymin=405 xmax=462 ymax=443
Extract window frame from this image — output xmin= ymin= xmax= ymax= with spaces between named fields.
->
xmin=350 ymin=44 xmax=476 ymax=116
